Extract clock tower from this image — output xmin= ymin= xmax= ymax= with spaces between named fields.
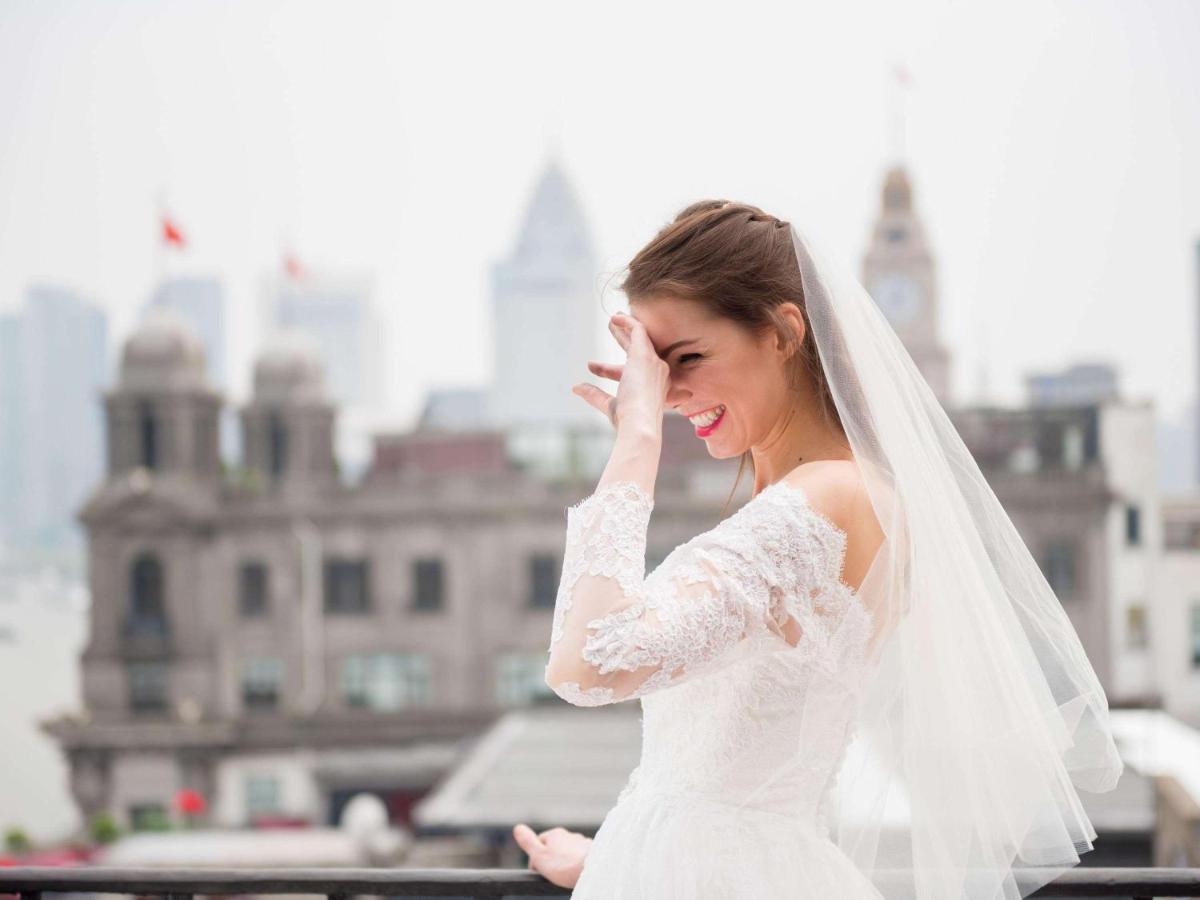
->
xmin=862 ymin=166 xmax=953 ymax=407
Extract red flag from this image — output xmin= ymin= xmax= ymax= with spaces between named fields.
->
xmin=162 ymin=214 xmax=187 ymax=249
xmin=284 ymin=252 xmax=306 ymax=280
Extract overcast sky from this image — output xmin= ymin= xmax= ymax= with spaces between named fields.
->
xmin=1 ymin=0 xmax=1197 ymax=427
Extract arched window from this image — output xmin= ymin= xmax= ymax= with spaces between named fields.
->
xmin=130 ymin=554 xmax=167 ymax=630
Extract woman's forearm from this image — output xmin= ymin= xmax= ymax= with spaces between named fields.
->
xmin=597 ymin=424 xmax=661 ymax=497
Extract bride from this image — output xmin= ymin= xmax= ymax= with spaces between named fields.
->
xmin=512 ymin=201 xmax=1123 ymax=899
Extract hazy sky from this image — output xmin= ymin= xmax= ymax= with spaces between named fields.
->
xmin=1 ymin=0 xmax=1198 ymax=427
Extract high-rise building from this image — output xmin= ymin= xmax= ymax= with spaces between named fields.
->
xmin=0 ymin=286 xmax=108 ymax=550
xmin=1194 ymin=239 xmax=1200 ymax=487
xmin=862 ymin=167 xmax=953 ymax=407
xmin=266 ymin=272 xmax=382 ymax=410
xmin=490 ymin=159 xmax=599 ymax=429
xmin=148 ymin=277 xmax=227 ymax=389
xmin=0 ymin=312 xmax=22 ymax=545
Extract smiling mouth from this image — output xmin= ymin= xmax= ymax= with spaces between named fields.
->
xmin=690 ymin=404 xmax=726 ymax=436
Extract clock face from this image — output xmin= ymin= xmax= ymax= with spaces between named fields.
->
xmin=870 ymin=273 xmax=922 ymax=325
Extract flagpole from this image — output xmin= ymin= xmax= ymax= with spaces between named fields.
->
xmin=155 ymin=188 xmax=166 ymax=299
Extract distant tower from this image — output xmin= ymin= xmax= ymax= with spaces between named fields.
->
xmin=148 ymin=277 xmax=227 ymax=389
xmin=1195 ymin=238 xmax=1200 ymax=486
xmin=0 ymin=286 xmax=108 ymax=549
xmin=490 ymin=158 xmax=598 ymax=428
xmin=241 ymin=330 xmax=338 ymax=492
xmin=268 ymin=271 xmax=381 ymax=409
xmin=861 ymin=167 xmax=953 ymax=407
xmin=103 ymin=306 xmax=222 ymax=484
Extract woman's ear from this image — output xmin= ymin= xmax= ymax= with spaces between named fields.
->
xmin=773 ymin=303 xmax=806 ymax=358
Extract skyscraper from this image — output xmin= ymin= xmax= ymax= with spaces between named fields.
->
xmin=0 ymin=286 xmax=109 ymax=550
xmin=266 ymin=271 xmax=382 ymax=410
xmin=490 ymin=158 xmax=599 ymax=428
xmin=148 ymin=276 xmax=227 ymax=389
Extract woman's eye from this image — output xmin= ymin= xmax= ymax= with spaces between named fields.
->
xmin=677 ymin=353 xmax=702 ymax=365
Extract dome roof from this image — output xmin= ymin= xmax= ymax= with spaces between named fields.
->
xmin=253 ymin=329 xmax=328 ymax=405
xmin=120 ymin=305 xmax=209 ymax=392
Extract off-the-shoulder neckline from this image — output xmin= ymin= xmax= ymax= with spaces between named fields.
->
xmin=752 ymin=479 xmax=850 ymax=543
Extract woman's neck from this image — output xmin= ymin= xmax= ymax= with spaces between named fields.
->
xmin=749 ymin=394 xmax=852 ymax=495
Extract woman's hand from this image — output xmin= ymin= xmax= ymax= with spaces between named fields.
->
xmin=573 ymin=312 xmax=669 ymax=435
xmin=512 ymin=822 xmax=593 ymax=889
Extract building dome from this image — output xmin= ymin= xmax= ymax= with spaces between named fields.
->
xmin=120 ymin=305 xmax=209 ymax=392
xmin=253 ymin=329 xmax=328 ymax=405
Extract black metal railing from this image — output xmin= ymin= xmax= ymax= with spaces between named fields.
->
xmin=3 ymin=866 xmax=1200 ymax=898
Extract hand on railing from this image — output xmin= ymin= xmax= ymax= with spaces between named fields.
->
xmin=512 ymin=823 xmax=592 ymax=889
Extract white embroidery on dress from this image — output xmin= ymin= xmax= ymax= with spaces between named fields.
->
xmin=545 ymin=479 xmax=871 ymax=706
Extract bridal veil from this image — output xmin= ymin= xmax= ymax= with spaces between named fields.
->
xmin=780 ymin=224 xmax=1124 ymax=899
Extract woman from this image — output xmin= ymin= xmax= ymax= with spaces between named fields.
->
xmin=513 ymin=202 xmax=1123 ymax=899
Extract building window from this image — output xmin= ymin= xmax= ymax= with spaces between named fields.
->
xmin=324 ymin=558 xmax=370 ymax=614
xmin=1125 ymin=505 xmax=1141 ymax=546
xmin=528 ymin=554 xmax=560 ymax=609
xmin=341 ymin=653 xmax=431 ymax=710
xmin=128 ymin=661 xmax=169 ymax=713
xmin=268 ymin=413 xmax=287 ymax=479
xmin=241 ymin=658 xmax=283 ymax=712
xmin=1039 ymin=540 xmax=1076 ymax=597
xmin=239 ymin=562 xmax=269 ymax=617
xmin=129 ymin=803 xmax=170 ymax=832
xmin=496 ymin=652 xmax=557 ymax=706
xmin=245 ymin=774 xmax=282 ymax=820
xmin=1126 ymin=603 xmax=1148 ymax=650
xmin=1191 ymin=602 xmax=1200 ymax=669
xmin=885 ymin=227 xmax=906 ymax=243
xmin=138 ymin=401 xmax=158 ymax=470
xmin=129 ymin=553 xmax=167 ymax=626
xmin=412 ymin=558 xmax=444 ymax=612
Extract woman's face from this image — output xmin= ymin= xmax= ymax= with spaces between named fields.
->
xmin=629 ymin=295 xmax=795 ymax=459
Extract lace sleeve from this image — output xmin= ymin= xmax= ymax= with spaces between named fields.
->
xmin=543 ymin=479 xmax=855 ymax=706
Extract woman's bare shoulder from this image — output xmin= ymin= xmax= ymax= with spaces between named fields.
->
xmin=780 ymin=460 xmax=884 ymax=591
xmin=779 ymin=459 xmax=864 ymax=528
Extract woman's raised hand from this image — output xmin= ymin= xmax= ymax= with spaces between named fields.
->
xmin=512 ymin=823 xmax=593 ymax=889
xmin=572 ymin=312 xmax=669 ymax=434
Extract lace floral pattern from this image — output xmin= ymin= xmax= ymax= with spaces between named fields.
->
xmin=546 ymin=478 xmax=882 ymax=882
xmin=545 ymin=479 xmax=867 ymax=705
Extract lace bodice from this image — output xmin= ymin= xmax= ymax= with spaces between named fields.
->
xmin=544 ymin=479 xmax=876 ymax=831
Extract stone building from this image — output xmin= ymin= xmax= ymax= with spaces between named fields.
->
xmin=45 ymin=165 xmax=1169 ymax=837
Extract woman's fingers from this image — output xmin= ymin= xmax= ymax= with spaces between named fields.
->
xmin=572 ymin=383 xmax=617 ymax=425
xmin=607 ymin=313 xmax=632 ymax=353
xmin=512 ymin=823 xmax=544 ymax=859
xmin=587 ymin=360 xmax=623 ymax=382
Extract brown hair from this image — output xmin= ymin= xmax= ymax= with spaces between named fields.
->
xmin=619 ymin=200 xmax=847 ymax=516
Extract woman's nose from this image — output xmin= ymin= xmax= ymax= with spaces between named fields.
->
xmin=665 ymin=379 xmax=689 ymax=411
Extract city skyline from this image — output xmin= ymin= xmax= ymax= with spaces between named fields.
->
xmin=0 ymin=0 xmax=1197 ymax=431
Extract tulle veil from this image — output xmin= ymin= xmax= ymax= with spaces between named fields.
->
xmin=776 ymin=224 xmax=1124 ymax=899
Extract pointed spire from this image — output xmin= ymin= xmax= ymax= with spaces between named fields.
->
xmin=512 ymin=157 xmax=595 ymax=267
xmin=882 ymin=166 xmax=913 ymax=213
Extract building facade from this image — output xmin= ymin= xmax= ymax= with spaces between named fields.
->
xmin=46 ymin=163 xmax=1169 ymax=837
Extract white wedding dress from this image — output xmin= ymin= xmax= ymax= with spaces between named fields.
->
xmin=544 ymin=479 xmax=885 ymax=899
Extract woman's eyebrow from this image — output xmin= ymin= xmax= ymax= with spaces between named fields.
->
xmin=659 ymin=338 xmax=699 ymax=357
